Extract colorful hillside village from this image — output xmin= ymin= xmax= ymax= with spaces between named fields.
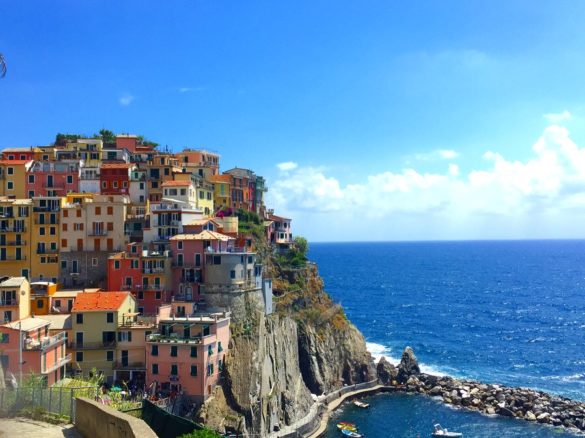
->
xmin=0 ymin=134 xmax=293 ymax=405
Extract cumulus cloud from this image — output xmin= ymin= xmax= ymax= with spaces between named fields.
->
xmin=543 ymin=110 xmax=572 ymax=123
xmin=118 ymin=94 xmax=135 ymax=106
xmin=276 ymin=161 xmax=298 ymax=171
xmin=412 ymin=149 xmax=459 ymax=161
xmin=268 ymin=126 xmax=585 ymax=223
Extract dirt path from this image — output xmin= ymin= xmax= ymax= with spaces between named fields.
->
xmin=0 ymin=417 xmax=81 ymax=438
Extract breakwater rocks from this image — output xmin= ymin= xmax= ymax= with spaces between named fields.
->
xmin=377 ymin=347 xmax=585 ymax=434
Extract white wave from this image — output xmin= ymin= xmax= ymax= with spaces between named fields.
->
xmin=366 ymin=341 xmax=448 ymax=377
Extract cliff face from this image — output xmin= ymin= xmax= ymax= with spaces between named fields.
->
xmin=198 ymin=259 xmax=375 ymax=436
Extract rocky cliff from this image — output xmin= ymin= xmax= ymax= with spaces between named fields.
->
xmin=198 ymin=259 xmax=375 ymax=436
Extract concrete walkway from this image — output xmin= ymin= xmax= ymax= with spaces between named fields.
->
xmin=0 ymin=417 xmax=82 ymax=438
xmin=308 ymin=385 xmax=384 ymax=438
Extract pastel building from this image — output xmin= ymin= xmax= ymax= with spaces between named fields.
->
xmin=1 ymin=147 xmax=42 ymax=161
xmin=29 ymin=281 xmax=57 ymax=316
xmin=0 ymin=316 xmax=70 ymax=386
xmin=114 ymin=313 xmax=155 ymax=385
xmin=79 ymin=165 xmax=101 ymax=194
xmin=30 ymin=197 xmax=61 ymax=283
xmin=266 ymin=212 xmax=293 ymax=247
xmin=26 ymin=161 xmax=80 ymax=198
xmin=59 ymin=194 xmax=130 ymax=288
xmin=145 ymin=304 xmax=230 ymax=402
xmin=0 ymin=276 xmax=30 ymax=323
xmin=0 ymin=160 xmax=34 ymax=198
xmin=107 ymin=244 xmax=173 ymax=315
xmin=55 ymin=139 xmax=102 ymax=166
xmin=0 ymin=198 xmax=32 ymax=279
xmin=175 ymin=149 xmax=220 ymax=175
xmin=145 ymin=154 xmax=181 ymax=204
xmin=169 ymin=230 xmax=235 ymax=302
xmin=100 ymin=163 xmax=135 ymax=196
xmin=208 ymin=174 xmax=232 ymax=212
xmin=70 ymin=291 xmax=137 ymax=382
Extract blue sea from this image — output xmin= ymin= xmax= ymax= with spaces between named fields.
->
xmin=309 ymin=241 xmax=585 ymax=437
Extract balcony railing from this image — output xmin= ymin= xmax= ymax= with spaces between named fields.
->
xmin=142 ymin=267 xmax=165 ymax=274
xmin=36 ymin=248 xmax=59 ymax=254
xmin=147 ymin=333 xmax=203 ymax=344
xmin=112 ymin=361 xmax=146 ymax=370
xmin=0 ymin=227 xmax=27 ymax=233
xmin=0 ymin=240 xmax=26 ymax=246
xmin=42 ymin=183 xmax=65 ymax=189
xmin=0 ymin=255 xmax=27 ymax=261
xmin=0 ymin=299 xmax=16 ymax=306
xmin=43 ymin=353 xmax=72 ymax=374
xmin=143 ymin=284 xmax=164 ymax=291
xmin=87 ymin=230 xmax=108 ymax=236
xmin=68 ymin=340 xmax=117 ymax=350
xmin=34 ymin=218 xmax=59 ymax=224
xmin=33 ymin=206 xmax=60 ymax=212
xmin=24 ymin=331 xmax=67 ymax=351
xmin=202 ymin=280 xmax=260 ymax=294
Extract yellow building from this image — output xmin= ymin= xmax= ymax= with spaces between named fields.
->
xmin=0 ymin=198 xmax=32 ymax=279
xmin=30 ymin=197 xmax=61 ymax=283
xmin=172 ymin=172 xmax=214 ymax=216
xmin=0 ymin=160 xmax=33 ymax=198
xmin=0 ymin=276 xmax=30 ymax=322
xmin=209 ymin=174 xmax=232 ymax=212
xmin=29 ymin=281 xmax=57 ymax=315
xmin=70 ymin=291 xmax=137 ymax=382
xmin=56 ymin=139 xmax=103 ymax=166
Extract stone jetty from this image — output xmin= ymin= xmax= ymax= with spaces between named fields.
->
xmin=377 ymin=347 xmax=585 ymax=434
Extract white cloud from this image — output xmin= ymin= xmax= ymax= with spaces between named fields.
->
xmin=412 ymin=149 xmax=459 ymax=161
xmin=118 ymin=94 xmax=135 ymax=106
xmin=543 ymin=110 xmax=572 ymax=123
xmin=178 ymin=86 xmax=206 ymax=93
xmin=277 ymin=161 xmax=298 ymax=171
xmin=268 ymin=126 xmax=585 ymax=235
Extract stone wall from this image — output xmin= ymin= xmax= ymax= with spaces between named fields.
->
xmin=75 ymin=397 xmax=157 ymax=438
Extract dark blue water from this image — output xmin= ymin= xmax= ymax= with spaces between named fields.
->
xmin=310 ymin=241 xmax=585 ymax=437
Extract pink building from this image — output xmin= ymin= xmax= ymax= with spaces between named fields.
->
xmin=169 ymin=230 xmax=235 ymax=302
xmin=26 ymin=161 xmax=80 ymax=198
xmin=0 ymin=317 xmax=70 ymax=386
xmin=145 ymin=303 xmax=230 ymax=403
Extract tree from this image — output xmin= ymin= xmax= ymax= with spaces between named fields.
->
xmin=98 ymin=129 xmax=116 ymax=144
xmin=0 ymin=53 xmax=6 ymax=78
xmin=293 ymin=236 xmax=309 ymax=257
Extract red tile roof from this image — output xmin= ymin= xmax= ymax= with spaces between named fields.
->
xmin=0 ymin=160 xmax=32 ymax=165
xmin=101 ymin=163 xmax=133 ymax=169
xmin=72 ymin=291 xmax=132 ymax=312
xmin=161 ymin=180 xmax=192 ymax=187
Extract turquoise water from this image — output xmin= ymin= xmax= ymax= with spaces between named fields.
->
xmin=310 ymin=241 xmax=585 ymax=437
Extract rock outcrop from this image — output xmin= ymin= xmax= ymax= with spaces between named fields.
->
xmin=396 ymin=346 xmax=420 ymax=384
xmin=376 ymin=357 xmax=397 ymax=385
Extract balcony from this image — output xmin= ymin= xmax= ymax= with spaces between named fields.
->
xmin=143 ymin=284 xmax=164 ymax=291
xmin=36 ymin=248 xmax=59 ymax=254
xmin=112 ymin=361 xmax=146 ymax=370
xmin=34 ymin=218 xmax=59 ymax=225
xmin=147 ymin=333 xmax=203 ymax=344
xmin=87 ymin=230 xmax=108 ymax=236
xmin=43 ymin=353 xmax=72 ymax=374
xmin=42 ymin=183 xmax=65 ymax=190
xmin=24 ymin=331 xmax=67 ymax=351
xmin=0 ymin=255 xmax=27 ymax=261
xmin=0 ymin=227 xmax=27 ymax=233
xmin=0 ymin=240 xmax=26 ymax=246
xmin=0 ymin=299 xmax=16 ymax=306
xmin=68 ymin=340 xmax=117 ymax=350
xmin=142 ymin=267 xmax=165 ymax=274
xmin=33 ymin=206 xmax=60 ymax=213
xmin=202 ymin=280 xmax=259 ymax=294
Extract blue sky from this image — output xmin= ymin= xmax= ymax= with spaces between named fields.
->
xmin=2 ymin=1 xmax=585 ymax=240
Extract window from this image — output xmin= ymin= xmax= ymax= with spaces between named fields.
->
xmin=230 ymin=270 xmax=236 ymax=279
xmin=60 ymin=260 xmax=67 ymax=270
xmin=37 ymin=299 xmax=44 ymax=308
xmin=28 ymin=190 xmax=34 ymax=198
xmin=177 ymin=254 xmax=183 ymax=267
xmin=151 ymin=345 xmax=158 ymax=356
xmin=117 ymin=331 xmax=132 ymax=342
xmin=67 ymin=175 xmax=73 ymax=184
xmin=76 ymin=313 xmax=83 ymax=324
xmin=50 ymin=227 xmax=56 ymax=235
xmin=207 ymin=363 xmax=214 ymax=376
xmin=152 ymin=363 xmax=158 ymax=375
xmin=107 ymin=206 xmax=113 ymax=215
xmin=213 ymin=255 xmax=221 ymax=265
xmin=76 ymin=210 xmax=81 ymax=218
xmin=171 ymin=345 xmax=177 ymax=357
xmin=54 ymin=299 xmax=61 ymax=308
xmin=155 ymin=291 xmax=161 ymax=300
xmin=62 ymin=223 xmax=68 ymax=232
xmin=106 ymin=312 xmax=114 ymax=323
xmin=101 ymin=181 xmax=107 ymax=189
xmin=63 ymin=209 xmax=68 ymax=218
xmin=218 ymin=342 xmax=223 ymax=353
xmin=106 ymin=351 xmax=114 ymax=362
xmin=177 ymin=241 xmax=183 ymax=250
xmin=76 ymin=351 xmax=83 ymax=362
xmin=95 ymin=206 xmax=101 ymax=215
xmin=208 ymin=345 xmax=213 ymax=356
xmin=28 ymin=175 xmax=34 ymax=183
xmin=92 ymin=258 xmax=98 ymax=266
xmin=7 ymin=167 xmax=13 ymax=175
xmin=199 ymin=191 xmax=204 ymax=199
xmin=190 ymin=365 xmax=198 ymax=376
xmin=138 ymin=291 xmax=144 ymax=300
xmin=7 ymin=181 xmax=13 ymax=190
xmin=171 ymin=364 xmax=178 ymax=375
xmin=107 ymin=222 xmax=113 ymax=231
xmin=113 ymin=181 xmax=118 ymax=188
xmin=40 ymin=227 xmax=45 ymax=235
xmin=0 ymin=333 xmax=9 ymax=343
xmin=114 ymin=260 xmax=120 ymax=270
xmin=190 ymin=346 xmax=197 ymax=358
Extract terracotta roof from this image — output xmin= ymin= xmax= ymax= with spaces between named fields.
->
xmin=101 ymin=163 xmax=133 ymax=169
xmin=72 ymin=291 xmax=133 ymax=312
xmin=268 ymin=214 xmax=291 ymax=221
xmin=0 ymin=160 xmax=32 ymax=165
xmin=2 ymin=148 xmax=32 ymax=153
xmin=162 ymin=180 xmax=192 ymax=187
xmin=208 ymin=174 xmax=232 ymax=183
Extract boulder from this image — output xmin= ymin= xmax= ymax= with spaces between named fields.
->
xmin=396 ymin=347 xmax=420 ymax=384
xmin=376 ymin=356 xmax=397 ymax=385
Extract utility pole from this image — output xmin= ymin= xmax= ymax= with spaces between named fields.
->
xmin=18 ymin=320 xmax=22 ymax=386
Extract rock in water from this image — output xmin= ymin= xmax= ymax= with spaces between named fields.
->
xmin=377 ymin=357 xmax=397 ymax=385
xmin=397 ymin=347 xmax=421 ymax=384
